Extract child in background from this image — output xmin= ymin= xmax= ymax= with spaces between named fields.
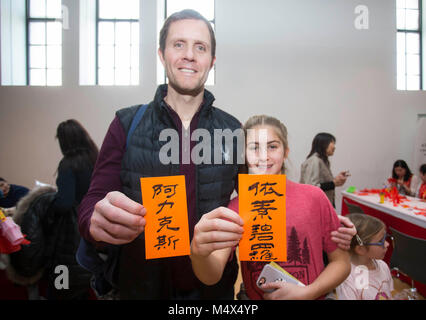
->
xmin=336 ymin=213 xmax=394 ymax=300
xmin=190 ymin=115 xmax=354 ymax=300
xmin=414 ymin=164 xmax=426 ymax=200
xmin=387 ymin=160 xmax=420 ymax=196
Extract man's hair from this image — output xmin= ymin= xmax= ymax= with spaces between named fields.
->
xmin=0 ymin=177 xmax=5 ymax=182
xmin=159 ymin=9 xmax=216 ymax=57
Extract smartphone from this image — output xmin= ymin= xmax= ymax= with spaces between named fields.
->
xmin=256 ymin=263 xmax=304 ymax=293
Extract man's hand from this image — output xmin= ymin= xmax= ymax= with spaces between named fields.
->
xmin=89 ymin=191 xmax=146 ymax=245
xmin=330 ymin=215 xmax=357 ymax=250
xmin=191 ymin=207 xmax=244 ymax=258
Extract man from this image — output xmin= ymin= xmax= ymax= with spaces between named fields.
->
xmin=0 ymin=177 xmax=29 ymax=208
xmin=78 ymin=9 xmax=242 ymax=299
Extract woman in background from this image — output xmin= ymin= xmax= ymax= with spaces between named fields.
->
xmin=47 ymin=119 xmax=98 ymax=300
xmin=7 ymin=119 xmax=98 ymax=300
xmin=300 ymin=133 xmax=348 ymax=207
xmin=52 ymin=119 xmax=98 ymax=215
xmin=387 ymin=160 xmax=420 ymax=196
xmin=48 ymin=119 xmax=99 ymax=299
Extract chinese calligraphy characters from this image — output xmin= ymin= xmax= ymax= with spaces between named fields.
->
xmin=141 ymin=176 xmax=190 ymax=259
xmin=239 ymin=174 xmax=287 ymax=262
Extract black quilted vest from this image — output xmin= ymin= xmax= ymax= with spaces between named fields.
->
xmin=116 ymin=85 xmax=242 ymax=299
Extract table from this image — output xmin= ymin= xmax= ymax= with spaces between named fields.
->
xmin=341 ymin=190 xmax=426 ymax=297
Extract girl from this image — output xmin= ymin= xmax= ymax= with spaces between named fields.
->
xmin=190 ymin=115 xmax=353 ymax=300
xmin=300 ymin=133 xmax=348 ymax=207
xmin=388 ymin=160 xmax=420 ymax=196
xmin=336 ymin=214 xmax=393 ymax=300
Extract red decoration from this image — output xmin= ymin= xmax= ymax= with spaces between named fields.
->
xmin=0 ymin=233 xmax=30 ymax=254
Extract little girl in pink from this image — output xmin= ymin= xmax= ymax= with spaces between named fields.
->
xmin=336 ymin=214 xmax=394 ymax=300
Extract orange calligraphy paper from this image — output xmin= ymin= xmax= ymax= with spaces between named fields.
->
xmin=141 ymin=176 xmax=190 ymax=260
xmin=238 ymin=174 xmax=287 ymax=262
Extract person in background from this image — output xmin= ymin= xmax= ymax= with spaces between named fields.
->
xmin=190 ymin=115 xmax=352 ymax=300
xmin=300 ymin=133 xmax=348 ymax=207
xmin=414 ymin=164 xmax=426 ymax=200
xmin=387 ymin=160 xmax=420 ymax=196
xmin=0 ymin=177 xmax=29 ymax=208
xmin=7 ymin=119 xmax=98 ymax=300
xmin=336 ymin=214 xmax=393 ymax=300
xmin=45 ymin=119 xmax=99 ymax=299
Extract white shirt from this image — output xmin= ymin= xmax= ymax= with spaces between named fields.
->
xmin=336 ymin=260 xmax=394 ymax=300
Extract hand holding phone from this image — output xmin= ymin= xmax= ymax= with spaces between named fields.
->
xmin=256 ymin=263 xmax=305 ymax=293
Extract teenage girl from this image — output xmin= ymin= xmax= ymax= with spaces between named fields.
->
xmin=190 ymin=115 xmax=355 ymax=299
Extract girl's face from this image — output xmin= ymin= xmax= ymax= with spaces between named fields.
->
xmin=394 ymin=166 xmax=406 ymax=179
xmin=326 ymin=141 xmax=336 ymax=156
xmin=246 ymin=125 xmax=288 ymax=175
xmin=364 ymin=228 xmax=389 ymax=261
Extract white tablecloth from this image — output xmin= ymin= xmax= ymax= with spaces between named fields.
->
xmin=341 ymin=191 xmax=426 ymax=229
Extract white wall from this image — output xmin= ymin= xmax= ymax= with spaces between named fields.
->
xmin=1 ymin=0 xmax=425 ymax=213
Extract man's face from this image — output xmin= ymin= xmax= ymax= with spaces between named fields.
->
xmin=0 ymin=180 xmax=10 ymax=197
xmin=158 ymin=19 xmax=216 ymax=96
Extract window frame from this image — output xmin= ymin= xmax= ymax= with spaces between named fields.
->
xmin=26 ymin=0 xmax=62 ymax=86
xmin=397 ymin=0 xmax=423 ymax=90
xmin=95 ymin=0 xmax=139 ymax=85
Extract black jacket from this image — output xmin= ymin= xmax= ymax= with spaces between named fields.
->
xmin=8 ymin=183 xmax=92 ymax=299
xmin=117 ymin=85 xmax=242 ymax=299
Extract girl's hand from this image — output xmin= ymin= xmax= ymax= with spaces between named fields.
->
xmin=330 ymin=215 xmax=356 ymax=250
xmin=262 ymin=282 xmax=313 ymax=300
xmin=191 ymin=207 xmax=244 ymax=258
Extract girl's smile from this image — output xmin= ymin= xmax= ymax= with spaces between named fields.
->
xmin=246 ymin=125 xmax=288 ymax=175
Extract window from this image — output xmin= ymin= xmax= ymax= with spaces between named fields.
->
xmin=157 ymin=0 xmax=215 ymax=85
xmin=96 ymin=0 xmax=139 ymax=85
xmin=396 ymin=0 xmax=422 ymax=90
xmin=27 ymin=0 xmax=63 ymax=86
xmin=1 ymin=0 xmax=62 ymax=86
